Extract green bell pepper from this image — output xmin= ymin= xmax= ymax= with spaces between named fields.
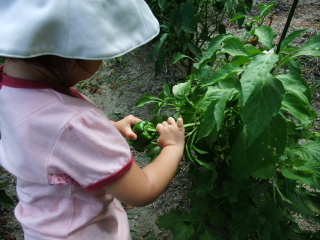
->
xmin=245 ymin=22 xmax=253 ymax=31
xmin=144 ymin=143 xmax=161 ymax=161
xmin=132 ymin=121 xmax=157 ymax=152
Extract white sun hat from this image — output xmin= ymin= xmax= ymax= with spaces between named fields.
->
xmin=0 ymin=0 xmax=159 ymax=60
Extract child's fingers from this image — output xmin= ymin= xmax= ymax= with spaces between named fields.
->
xmin=127 ymin=115 xmax=142 ymax=125
xmin=177 ymin=118 xmax=184 ymax=130
xmin=167 ymin=117 xmax=175 ymax=125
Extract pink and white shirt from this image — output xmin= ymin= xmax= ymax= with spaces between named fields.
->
xmin=0 ymin=65 xmax=133 ymax=239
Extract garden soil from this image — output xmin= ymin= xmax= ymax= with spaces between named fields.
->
xmin=1 ymin=0 xmax=320 ymax=239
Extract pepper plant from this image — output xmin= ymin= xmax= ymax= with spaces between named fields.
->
xmin=136 ymin=2 xmax=320 ymax=239
xmin=146 ymin=0 xmax=254 ymax=76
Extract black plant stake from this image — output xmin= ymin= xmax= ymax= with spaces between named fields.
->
xmin=276 ymin=0 xmax=299 ymax=54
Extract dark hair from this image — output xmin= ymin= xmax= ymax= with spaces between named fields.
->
xmin=6 ymin=55 xmax=88 ymax=86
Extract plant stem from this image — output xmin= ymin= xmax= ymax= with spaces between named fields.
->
xmin=276 ymin=0 xmax=299 ymax=54
xmin=146 ymin=122 xmax=200 ymax=133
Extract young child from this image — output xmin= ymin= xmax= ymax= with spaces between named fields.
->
xmin=0 ymin=1 xmax=185 ymax=240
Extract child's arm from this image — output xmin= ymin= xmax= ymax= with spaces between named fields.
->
xmin=105 ymin=117 xmax=185 ymax=207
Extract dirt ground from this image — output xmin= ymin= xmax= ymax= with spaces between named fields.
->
xmin=1 ymin=0 xmax=320 ymax=239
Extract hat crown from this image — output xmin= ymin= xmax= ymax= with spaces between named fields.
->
xmin=0 ymin=0 xmax=159 ymax=59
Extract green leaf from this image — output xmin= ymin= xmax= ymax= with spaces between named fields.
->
xmin=286 ymin=222 xmax=310 ymax=240
xmin=244 ymin=44 xmax=262 ymax=56
xmin=163 ymin=83 xmax=171 ymax=97
xmin=254 ymin=25 xmax=275 ymax=48
xmin=172 ymin=52 xmax=193 ymax=64
xmin=157 ymin=0 xmax=167 ymax=10
xmin=194 ymin=34 xmax=232 ymax=69
xmin=150 ymin=113 xmax=168 ymax=126
xmin=199 ymin=229 xmax=223 ymax=240
xmin=222 ymin=37 xmax=248 ymax=56
xmin=197 ymin=101 xmax=216 ymax=140
xmin=181 ymin=0 xmax=195 ymax=27
xmin=281 ymin=163 xmax=315 ymax=188
xmin=283 ymin=155 xmax=320 ymax=189
xmin=172 ymin=222 xmax=194 ymax=240
xmin=292 ymin=49 xmax=320 ymax=59
xmin=295 ymin=141 xmax=320 ymax=161
xmin=251 ymin=160 xmax=274 ymax=179
xmin=276 ymin=72 xmax=311 ymax=101
xmin=224 ymin=0 xmax=234 ymax=15
xmin=260 ymin=223 xmax=287 ymax=240
xmin=218 ymin=76 xmax=240 ymax=89
xmin=197 ymin=65 xmax=212 ymax=82
xmin=230 ymin=14 xmax=246 ymax=22
xmin=187 ymin=43 xmax=202 ymax=58
xmin=191 ymin=224 xmax=206 ymax=240
xmin=280 ymin=28 xmax=312 ymax=50
xmin=231 ymin=204 xmax=258 ymax=239
xmin=287 ymin=58 xmax=302 ymax=75
xmin=155 ymin=48 xmax=167 ymax=76
xmin=300 ymin=34 xmax=320 ymax=49
xmin=259 ymin=200 xmax=287 ymax=240
xmin=181 ymin=25 xmax=197 ymax=33
xmin=156 ymin=210 xmax=186 ymax=229
xmin=281 ymin=93 xmax=315 ymax=125
xmin=209 ymin=209 xmax=226 ymax=227
xmin=135 ymin=93 xmax=158 ymax=108
xmin=180 ymin=25 xmax=197 ymax=33
xmin=241 ymin=74 xmax=285 ymax=145
xmin=191 ymin=166 xmax=218 ymax=193
xmin=204 ymin=63 xmax=243 ymax=86
xmin=240 ymin=53 xmax=279 ymax=106
xmin=236 ymin=8 xmax=245 ymax=28
xmin=173 ymin=80 xmax=192 ymax=97
xmin=258 ymin=2 xmax=276 ymax=19
xmin=0 ymin=190 xmax=15 ymax=208
xmin=231 ymin=56 xmax=251 ymax=66
xmin=275 ymin=183 xmax=293 ymax=204
xmin=151 ymin=33 xmax=168 ymax=58
xmin=195 ymin=87 xmax=230 ymax=111
xmin=231 ymin=114 xmax=286 ymax=179
xmin=223 ymin=179 xmax=249 ymax=202
xmin=231 ymin=129 xmax=254 ymax=179
xmin=284 ymin=183 xmax=320 ymax=216
xmin=214 ymin=89 xmax=234 ymax=131
xmin=285 ymin=87 xmax=311 ymax=110
xmin=252 ymin=113 xmax=287 ymax=160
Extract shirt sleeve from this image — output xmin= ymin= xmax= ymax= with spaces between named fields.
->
xmin=48 ymin=109 xmax=134 ymax=191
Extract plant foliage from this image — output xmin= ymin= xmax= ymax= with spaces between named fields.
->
xmin=146 ymin=0 xmax=254 ymax=76
xmin=139 ymin=1 xmax=320 ymax=239
xmin=0 ymin=173 xmax=15 ymax=208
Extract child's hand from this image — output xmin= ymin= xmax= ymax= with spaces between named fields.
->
xmin=156 ymin=117 xmax=185 ymax=149
xmin=111 ymin=115 xmax=142 ymax=140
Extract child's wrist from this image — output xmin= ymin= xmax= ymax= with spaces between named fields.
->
xmin=162 ymin=144 xmax=184 ymax=154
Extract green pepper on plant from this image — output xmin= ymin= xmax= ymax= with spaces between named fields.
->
xmin=144 ymin=143 xmax=162 ymax=161
xmin=131 ymin=120 xmax=199 ymax=152
xmin=245 ymin=22 xmax=253 ymax=31
xmin=131 ymin=121 xmax=157 ymax=152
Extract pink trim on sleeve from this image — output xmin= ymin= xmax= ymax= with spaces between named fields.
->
xmin=85 ymin=156 xmax=134 ymax=191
